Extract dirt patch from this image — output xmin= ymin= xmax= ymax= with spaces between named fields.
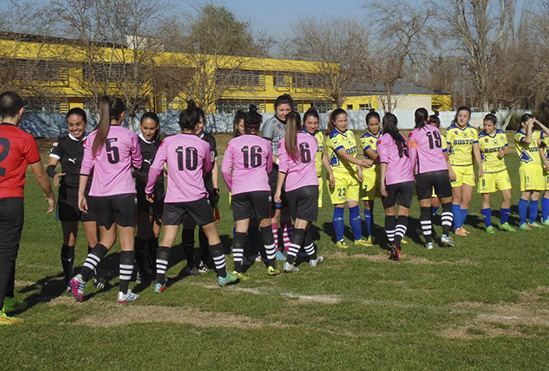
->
xmin=442 ymin=286 xmax=549 ymax=339
xmin=283 ymin=293 xmax=342 ymax=304
xmin=14 ymin=280 xmax=35 ymax=287
xmin=46 ymin=295 xmax=83 ymax=307
xmin=74 ymin=305 xmax=264 ymax=329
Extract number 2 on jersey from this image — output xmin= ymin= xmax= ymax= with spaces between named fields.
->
xmin=0 ymin=137 xmax=10 ymax=177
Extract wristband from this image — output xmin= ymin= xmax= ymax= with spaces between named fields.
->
xmin=46 ymin=165 xmax=58 ymax=178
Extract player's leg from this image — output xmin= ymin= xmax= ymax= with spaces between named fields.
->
xmin=347 ymin=179 xmax=365 ymax=245
xmin=284 ymin=218 xmax=309 ymax=273
xmin=529 ymin=190 xmax=541 ymax=226
xmin=135 ymin=208 xmax=150 ymax=280
xmin=481 ymin=193 xmax=494 ymax=233
xmin=117 ymin=224 xmax=139 ymax=302
xmin=60 ymin=221 xmax=78 ymax=290
xmin=542 ymin=190 xmax=549 ymax=225
xmin=459 ymin=183 xmax=474 ymax=233
xmin=181 ymin=216 xmax=197 ymax=274
xmin=154 ymin=225 xmax=179 ymax=292
xmin=254 ymin=191 xmax=278 ymax=275
xmin=519 ymin=190 xmax=532 ymax=228
xmin=233 ymin=218 xmax=250 ymax=275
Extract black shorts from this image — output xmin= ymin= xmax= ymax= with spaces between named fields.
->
xmin=286 ymin=186 xmax=319 ymax=222
xmin=416 ymin=170 xmax=452 ymax=200
xmin=268 ymin=165 xmax=287 ymax=209
xmin=88 ymin=194 xmax=136 ymax=228
xmin=163 ymin=197 xmax=215 ymax=227
xmin=136 ymin=181 xmax=165 ymax=216
xmin=0 ymin=198 xmax=24 ymax=263
xmin=383 ymin=181 xmax=415 ymax=208
xmin=231 ymin=191 xmax=272 ymax=221
xmin=57 ymin=186 xmax=96 ymax=223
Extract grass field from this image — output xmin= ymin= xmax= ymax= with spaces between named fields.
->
xmin=3 ymin=132 xmax=549 ymax=370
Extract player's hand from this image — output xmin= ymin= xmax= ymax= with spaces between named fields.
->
xmin=545 ymin=163 xmax=549 ymax=172
xmin=274 ymin=190 xmax=282 ymax=204
xmin=329 ymin=174 xmax=335 ymax=188
xmin=78 ymin=194 xmax=88 ymax=213
xmin=449 ymin=169 xmax=457 ymax=182
xmin=46 ymin=195 xmax=55 ymax=214
xmin=358 ymin=172 xmax=364 ymax=183
xmin=380 ymin=183 xmax=388 ymax=197
xmin=53 ymin=172 xmax=65 ymax=187
xmin=478 ymin=168 xmax=484 ymax=179
xmin=497 ymin=150 xmax=505 ymax=159
xmin=360 ymin=159 xmax=373 ymax=168
xmin=146 ymin=193 xmax=155 ymax=204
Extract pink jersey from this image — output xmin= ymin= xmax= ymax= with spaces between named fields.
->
xmin=408 ymin=125 xmax=448 ymax=174
xmin=377 ymin=133 xmax=414 ymax=186
xmin=278 ymin=133 xmax=319 ymax=192
xmin=146 ymin=133 xmax=211 ymax=203
xmin=81 ymin=125 xmax=142 ymax=197
xmin=221 ymin=134 xmax=272 ymax=195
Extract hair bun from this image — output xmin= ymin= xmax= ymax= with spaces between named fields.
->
xmin=307 ymin=105 xmax=315 ymax=112
xmin=369 ymin=108 xmax=376 ymax=113
xmin=249 ymin=104 xmax=258 ymax=113
xmin=490 ymin=110 xmax=497 ymax=115
xmin=187 ymin=100 xmax=197 ymax=109
xmin=434 ymin=110 xmax=439 ymax=117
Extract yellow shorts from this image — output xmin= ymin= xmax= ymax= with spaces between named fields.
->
xmin=451 ymin=165 xmax=475 ymax=187
xmin=520 ymin=165 xmax=546 ymax=191
xmin=477 ymin=170 xmax=512 ymax=193
xmin=361 ymin=170 xmax=379 ymax=201
xmin=330 ymin=174 xmax=360 ymax=204
xmin=318 ymin=177 xmax=323 ymax=208
xmin=432 ymin=187 xmax=437 ymax=198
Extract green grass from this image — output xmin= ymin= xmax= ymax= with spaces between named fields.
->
xmin=3 ymin=132 xmax=549 ymax=370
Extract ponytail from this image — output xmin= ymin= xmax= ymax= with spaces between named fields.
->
xmin=285 ymin=111 xmax=301 ymax=160
xmin=414 ymin=107 xmax=429 ymax=129
xmin=484 ymin=110 xmax=497 ymax=125
xmin=243 ymin=104 xmax=262 ymax=134
xmin=382 ymin=113 xmax=408 ymax=158
xmin=92 ymin=96 xmax=111 ymax=157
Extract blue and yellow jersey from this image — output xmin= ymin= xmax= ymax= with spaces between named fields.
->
xmin=478 ymin=130 xmax=508 ymax=173
xmin=515 ymin=129 xmax=543 ymax=166
xmin=303 ymin=129 xmax=325 ymax=177
xmin=543 ymin=136 xmax=549 ymax=161
xmin=360 ymin=131 xmax=382 ymax=173
xmin=326 ymin=128 xmax=358 ymax=175
xmin=445 ymin=123 xmax=479 ymax=166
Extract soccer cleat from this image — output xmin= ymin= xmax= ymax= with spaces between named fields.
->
xmin=135 ymin=272 xmax=143 ymax=284
xmin=198 ymin=263 xmax=210 ymax=274
xmin=283 ymin=261 xmax=299 ymax=273
xmin=233 ymin=271 xmax=249 ymax=281
xmin=498 ymin=222 xmax=516 ymax=232
xmin=190 ymin=267 xmax=200 ymax=277
xmin=454 ymin=227 xmax=468 ymax=236
xmin=400 ymin=238 xmax=408 ymax=244
xmin=117 ymin=290 xmax=140 ymax=303
xmin=388 ymin=244 xmax=401 ymax=261
xmin=181 ymin=264 xmax=193 ymax=276
xmin=70 ymin=274 xmax=85 ymax=302
xmin=93 ymin=276 xmax=107 ymax=290
xmin=354 ymin=237 xmax=372 ymax=247
xmin=218 ymin=271 xmax=238 ymax=286
xmin=528 ymin=222 xmax=542 ymax=228
xmin=275 ymin=250 xmax=286 ymax=261
xmin=440 ymin=235 xmax=455 ymax=247
xmin=519 ymin=223 xmax=531 ymax=230
xmin=425 ymin=242 xmax=434 ymax=250
xmin=0 ymin=311 xmax=23 ymax=326
xmin=267 ymin=266 xmax=281 ymax=276
xmin=2 ymin=297 xmax=28 ymax=314
xmin=543 ymin=219 xmax=549 ymax=226
xmin=336 ymin=240 xmax=349 ymax=249
xmin=486 ymin=226 xmax=496 ymax=234
xmin=365 ymin=236 xmax=373 ymax=244
xmin=154 ymin=283 xmax=166 ymax=293
xmin=310 ymin=256 xmax=324 ymax=267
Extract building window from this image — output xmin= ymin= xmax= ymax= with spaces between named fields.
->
xmin=347 ymin=104 xmax=353 ymax=110
xmin=359 ymin=104 xmax=371 ymax=110
xmin=274 ymin=71 xmax=291 ymax=88
xmin=83 ymin=63 xmax=128 ymax=82
xmin=292 ymin=72 xmax=323 ymax=89
xmin=216 ymin=99 xmax=266 ymax=113
xmin=25 ymin=97 xmax=68 ymax=113
xmin=0 ymin=59 xmax=69 ymax=82
xmin=312 ymin=101 xmax=331 ymax=113
xmin=216 ymin=69 xmax=265 ymax=88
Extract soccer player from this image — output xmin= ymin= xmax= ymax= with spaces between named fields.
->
xmin=445 ymin=106 xmax=483 ymax=236
xmin=146 ymin=102 xmax=237 ymax=292
xmin=181 ymin=105 xmax=217 ymax=276
xmin=47 ymin=108 xmax=102 ymax=291
xmin=378 ymin=113 xmax=414 ymax=261
xmin=0 ymin=91 xmax=56 ymax=325
xmin=326 ymin=108 xmax=372 ymax=249
xmin=275 ymin=111 xmax=324 ymax=273
xmin=301 ymin=106 xmax=334 ymax=208
xmin=70 ymin=96 xmax=142 ymax=303
xmin=221 ymin=104 xmax=280 ymax=279
xmin=477 ymin=112 xmax=515 ymax=232
xmin=262 ymin=94 xmax=294 ymax=259
xmin=359 ymin=109 xmax=382 ymax=245
xmin=408 ymin=108 xmax=455 ymax=249
xmin=514 ymin=114 xmax=549 ymax=229
xmin=133 ymin=112 xmax=164 ymax=281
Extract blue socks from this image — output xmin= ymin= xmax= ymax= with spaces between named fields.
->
xmin=529 ymin=200 xmax=539 ymax=224
xmin=460 ymin=208 xmax=469 ymax=227
xmin=333 ymin=207 xmax=345 ymax=242
xmin=452 ymin=204 xmax=462 ymax=229
xmin=542 ymin=197 xmax=549 ymax=222
xmin=364 ymin=209 xmax=372 ymax=237
xmin=481 ymin=208 xmax=492 ymax=228
xmin=500 ymin=208 xmax=510 ymax=225
xmin=349 ymin=206 xmax=362 ymax=241
xmin=432 ymin=206 xmax=439 ymax=217
xmin=518 ymin=198 xmax=528 ymax=225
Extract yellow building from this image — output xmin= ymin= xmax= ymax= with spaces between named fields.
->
xmin=0 ymin=32 xmax=451 ymax=115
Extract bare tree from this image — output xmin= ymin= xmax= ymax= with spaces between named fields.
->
xmin=291 ymin=17 xmax=369 ymax=108
xmin=433 ymin=0 xmax=516 ymax=111
xmin=360 ymin=0 xmax=434 ymax=112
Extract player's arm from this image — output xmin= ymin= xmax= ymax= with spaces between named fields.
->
xmin=539 ymin=146 xmax=549 ymax=171
xmin=445 ymin=151 xmax=456 ymax=181
xmin=321 ymin=149 xmax=335 ymax=188
xmin=46 ymin=157 xmax=65 ymax=187
xmin=379 ymin=162 xmax=388 ymax=197
xmin=221 ymin=146 xmax=234 ymax=193
xmin=335 ymin=148 xmax=372 ymax=168
xmin=364 ymin=148 xmax=380 ymax=164
xmin=473 ymin=142 xmax=483 ymax=178
xmin=534 ymin=118 xmax=549 ymax=137
xmin=274 ymin=145 xmax=288 ymax=204
xmin=522 ymin=120 xmax=534 ymax=144
xmin=262 ymin=121 xmax=277 ymax=163
xmin=30 ymin=161 xmax=55 ymax=213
